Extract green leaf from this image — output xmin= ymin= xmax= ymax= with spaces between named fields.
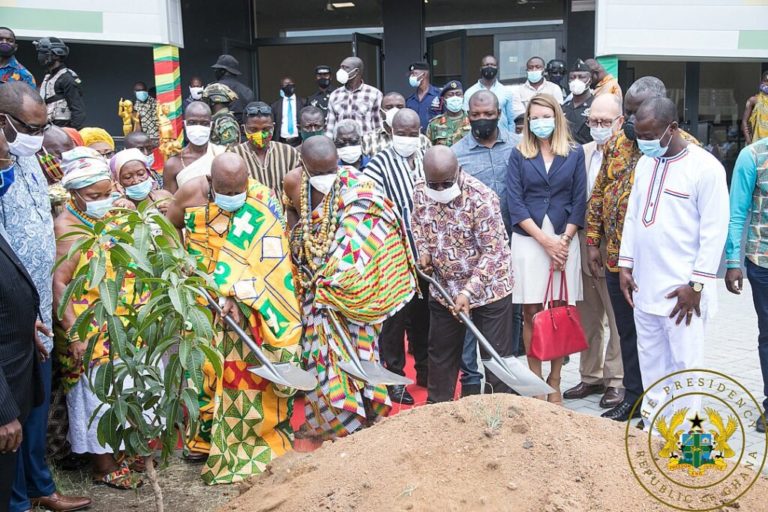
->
xmin=199 ymin=344 xmax=223 ymax=380
xmin=92 ymin=363 xmax=114 ymax=403
xmin=96 ymin=409 xmax=121 ymax=453
xmin=65 ymin=235 xmax=95 ymax=263
xmin=116 ymin=242 xmax=151 ymax=272
xmin=106 ymin=315 xmax=128 ymax=358
xmin=185 ymin=347 xmax=205 ymax=391
xmin=168 ymin=286 xmax=186 ymax=315
xmin=185 ymin=304 xmax=214 ymax=340
xmin=73 ymin=309 xmax=95 ymax=346
xmin=88 ymin=253 xmax=107 ymax=289
xmin=113 ymin=397 xmax=127 ymax=424
xmin=133 ymin=223 xmax=151 ymax=260
xmin=57 ymin=274 xmax=87 ymax=321
xmin=181 ymin=387 xmax=199 ymax=423
xmin=98 ymin=279 xmax=118 ymax=315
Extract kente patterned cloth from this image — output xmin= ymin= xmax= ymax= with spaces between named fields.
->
xmin=294 ymin=167 xmax=416 ymax=438
xmin=185 ymin=179 xmax=302 ymax=485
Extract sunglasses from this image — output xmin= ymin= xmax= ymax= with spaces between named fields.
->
xmin=427 ymin=170 xmax=460 ymax=191
xmin=245 ymin=104 xmax=272 ymax=117
xmin=4 ymin=113 xmax=49 ymax=136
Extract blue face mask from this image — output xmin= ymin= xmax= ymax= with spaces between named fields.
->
xmin=530 ymin=118 xmax=556 ymax=139
xmin=146 ymin=152 xmax=155 ymax=168
xmin=81 ymin=193 xmax=118 ymax=219
xmin=135 ymin=90 xmax=149 ymax=102
xmin=408 ymin=75 xmax=421 ymax=88
xmin=125 ymin=178 xmax=154 ymax=201
xmin=0 ymin=164 xmax=15 ymax=197
xmin=527 ymin=70 xmax=543 ymax=83
xmin=637 ymin=125 xmax=671 ymax=159
xmin=444 ymin=96 xmax=463 ymax=113
xmin=214 ymin=190 xmax=247 ymax=212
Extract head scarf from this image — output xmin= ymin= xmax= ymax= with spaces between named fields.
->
xmin=62 ymin=127 xmax=84 ymax=146
xmin=60 ymin=146 xmax=112 ymax=190
xmin=112 ymin=148 xmax=149 ymax=180
xmin=79 ymin=127 xmax=115 ymax=150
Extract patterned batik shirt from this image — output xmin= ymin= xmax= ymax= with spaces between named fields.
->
xmin=325 ymin=82 xmax=383 ymax=137
xmin=0 ymin=156 xmax=56 ymax=352
xmin=586 ymin=130 xmax=698 ymax=271
xmin=0 ymin=56 xmax=36 ymax=87
xmin=411 ymin=172 xmax=513 ymax=308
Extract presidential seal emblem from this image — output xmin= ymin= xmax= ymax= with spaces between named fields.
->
xmin=625 ymin=369 xmax=767 ymax=511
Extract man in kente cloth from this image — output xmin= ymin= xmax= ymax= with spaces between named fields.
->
xmin=167 ymin=152 xmax=302 ymax=484
xmin=283 ymin=136 xmax=416 ymax=439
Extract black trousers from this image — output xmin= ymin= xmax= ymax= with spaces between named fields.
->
xmin=605 ymin=271 xmax=643 ymax=405
xmin=379 ymin=276 xmax=430 ymax=380
xmin=427 ymin=294 xmax=514 ymax=403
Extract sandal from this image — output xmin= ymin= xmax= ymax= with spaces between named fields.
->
xmin=546 ymin=376 xmax=563 ymax=406
xmin=93 ymin=465 xmax=143 ymax=490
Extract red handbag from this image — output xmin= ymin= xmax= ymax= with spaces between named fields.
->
xmin=529 ymin=267 xmax=588 ymax=361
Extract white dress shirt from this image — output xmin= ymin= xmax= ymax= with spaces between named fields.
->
xmin=510 ymin=80 xmax=564 ymax=118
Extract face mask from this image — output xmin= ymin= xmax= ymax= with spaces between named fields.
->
xmin=392 ymin=135 xmax=420 ymax=158
xmin=445 ymin=96 xmax=463 ymax=113
xmin=0 ymin=165 xmax=15 ymax=197
xmin=623 ymin=120 xmax=636 ymax=141
xmin=590 ymin=125 xmax=614 ymax=145
xmin=80 ymin=192 xmax=118 ymax=219
xmin=337 ymin=145 xmax=362 ymax=164
xmin=469 ymin=118 xmax=498 ymax=140
xmin=550 ymin=74 xmax=564 ymax=86
xmin=281 ymin=84 xmax=295 ymax=97
xmin=530 ymin=118 xmax=556 ymax=139
xmin=383 ymin=107 xmax=400 ymax=128
xmin=409 ymin=75 xmax=421 ymax=88
xmin=0 ymin=42 xmax=15 ymax=58
xmin=637 ymin=125 xmax=672 ymax=159
xmin=569 ymin=79 xmax=589 ymax=96
xmin=481 ymin=66 xmax=497 ymax=80
xmin=301 ymin=129 xmax=324 ymax=141
xmin=4 ymin=115 xmax=44 ymax=156
xmin=336 ymin=68 xmax=357 ymax=85
xmin=317 ymin=77 xmax=331 ymax=88
xmin=246 ymin=129 xmax=273 ymax=149
xmin=146 ymin=152 xmax=155 ymax=168
xmin=135 ymin=91 xmax=149 ymax=102
xmin=527 ymin=70 xmax=543 ymax=83
xmin=309 ymin=173 xmax=337 ymax=195
xmin=185 ymin=123 xmax=211 ymax=146
xmin=125 ymin=178 xmax=154 ymax=201
xmin=214 ymin=190 xmax=247 ymax=212
xmin=189 ymin=86 xmax=204 ymax=100
xmin=760 ymin=83 xmax=768 ymax=95
xmin=37 ymin=53 xmax=52 ymax=67
xmin=425 ymin=182 xmax=461 ymax=204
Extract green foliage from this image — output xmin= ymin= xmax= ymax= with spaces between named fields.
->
xmin=58 ymin=202 xmax=219 ymax=465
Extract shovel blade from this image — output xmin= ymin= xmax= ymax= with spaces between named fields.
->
xmin=337 ymin=359 xmax=373 ymax=383
xmin=359 ymin=360 xmax=412 ymax=386
xmin=483 ymin=356 xmax=554 ymax=397
xmin=248 ymin=363 xmax=317 ymax=391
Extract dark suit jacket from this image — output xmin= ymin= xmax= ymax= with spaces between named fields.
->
xmin=0 ymin=232 xmax=42 ymax=425
xmin=506 ymin=144 xmax=587 ymax=236
xmin=271 ymin=96 xmax=307 ymax=143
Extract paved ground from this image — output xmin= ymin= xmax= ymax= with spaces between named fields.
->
xmin=554 ymin=280 xmax=768 ymax=469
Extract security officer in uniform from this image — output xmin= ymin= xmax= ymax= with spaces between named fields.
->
xmin=426 ymin=81 xmax=470 ymax=147
xmin=406 ymin=62 xmax=442 ymax=131
xmin=306 ymin=65 xmax=334 ymax=115
xmin=35 ymin=37 xmax=86 ymax=129
xmin=546 ymin=59 xmax=569 ymax=98
xmin=202 ymin=83 xmax=241 ymax=146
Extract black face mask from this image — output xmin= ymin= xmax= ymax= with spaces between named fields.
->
xmin=281 ymin=84 xmax=295 ymax=97
xmin=0 ymin=43 xmax=15 ymax=58
xmin=481 ymin=66 xmax=498 ymax=80
xmin=37 ymin=52 xmax=52 ymax=67
xmin=214 ymin=68 xmax=227 ymax=81
xmin=317 ymin=77 xmax=331 ymax=89
xmin=623 ymin=120 xmax=636 ymax=141
xmin=470 ymin=118 xmax=499 ymax=140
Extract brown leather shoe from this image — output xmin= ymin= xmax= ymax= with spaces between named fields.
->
xmin=599 ymin=387 xmax=626 ymax=409
xmin=562 ymin=382 xmax=606 ymax=400
xmin=31 ymin=492 xmax=91 ymax=512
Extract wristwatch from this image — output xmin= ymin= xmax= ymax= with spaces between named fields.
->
xmin=688 ymin=281 xmax=704 ymax=293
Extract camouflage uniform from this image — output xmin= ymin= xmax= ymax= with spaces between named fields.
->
xmin=203 ymin=83 xmax=241 ymax=146
xmin=426 ymin=112 xmax=471 ymax=147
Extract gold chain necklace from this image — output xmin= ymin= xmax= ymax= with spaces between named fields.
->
xmin=297 ymin=172 xmax=341 ymax=289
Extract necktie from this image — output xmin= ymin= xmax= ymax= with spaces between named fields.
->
xmin=287 ymin=97 xmax=294 ymax=136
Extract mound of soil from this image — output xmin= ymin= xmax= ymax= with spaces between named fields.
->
xmin=224 ymin=395 xmax=767 ymax=511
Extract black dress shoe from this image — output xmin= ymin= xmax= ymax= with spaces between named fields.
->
xmin=563 ymin=382 xmax=606 ymax=400
xmin=388 ymin=384 xmax=414 ymax=405
xmin=599 ymin=387 xmax=625 ymax=409
xmin=601 ymin=400 xmax=641 ymax=421
xmin=757 ymin=414 xmax=766 ymax=433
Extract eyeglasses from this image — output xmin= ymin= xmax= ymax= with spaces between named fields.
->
xmin=4 ymin=113 xmax=49 ymax=136
xmin=586 ymin=116 xmax=621 ymax=129
xmin=427 ymin=169 xmax=460 ymax=191
xmin=245 ymin=104 xmax=272 ymax=117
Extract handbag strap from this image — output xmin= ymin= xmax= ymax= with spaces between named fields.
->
xmin=542 ymin=265 xmax=555 ymax=309
xmin=558 ymin=267 xmax=569 ymax=304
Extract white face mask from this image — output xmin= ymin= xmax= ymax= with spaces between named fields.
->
xmin=185 ymin=123 xmax=211 ymax=146
xmin=425 ymin=183 xmax=461 ymax=204
xmin=383 ymin=107 xmax=399 ymax=128
xmin=189 ymin=86 xmax=204 ymax=100
xmin=309 ymin=173 xmax=337 ymax=195
xmin=392 ymin=135 xmax=420 ymax=158
xmin=337 ymin=145 xmax=362 ymax=164
xmin=4 ymin=114 xmax=44 ymax=157
xmin=569 ymin=79 xmax=589 ymax=96
xmin=336 ymin=67 xmax=357 ymax=85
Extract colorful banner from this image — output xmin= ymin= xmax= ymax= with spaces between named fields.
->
xmin=153 ymin=44 xmax=183 ymax=141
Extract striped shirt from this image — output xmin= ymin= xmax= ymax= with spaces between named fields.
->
xmin=361 ymin=128 xmax=432 ymax=158
xmin=362 ymin=146 xmax=425 ymax=253
xmin=326 ymin=81 xmax=383 ymax=137
xmin=229 ymin=141 xmax=300 ymax=197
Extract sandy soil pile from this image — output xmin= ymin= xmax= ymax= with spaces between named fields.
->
xmin=224 ymin=395 xmax=767 ymax=511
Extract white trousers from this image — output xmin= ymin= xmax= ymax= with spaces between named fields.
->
xmin=634 ymin=308 xmax=705 ymax=429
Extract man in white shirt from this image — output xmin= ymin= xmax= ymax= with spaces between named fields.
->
xmin=564 ymin=94 xmax=624 ymax=409
xmin=511 ymin=56 xmax=564 ymax=118
xmin=463 ymin=55 xmax=515 ymax=133
xmin=619 ymin=97 xmax=729 ymax=422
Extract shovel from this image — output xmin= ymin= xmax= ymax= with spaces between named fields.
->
xmin=415 ymin=268 xmax=553 ymax=397
xmin=300 ymin=265 xmax=411 ymax=386
xmin=200 ymin=288 xmax=317 ymax=391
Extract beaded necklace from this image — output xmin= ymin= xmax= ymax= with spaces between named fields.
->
xmin=66 ymin=199 xmax=99 ymax=228
xmin=296 ymin=172 xmax=341 ymax=289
